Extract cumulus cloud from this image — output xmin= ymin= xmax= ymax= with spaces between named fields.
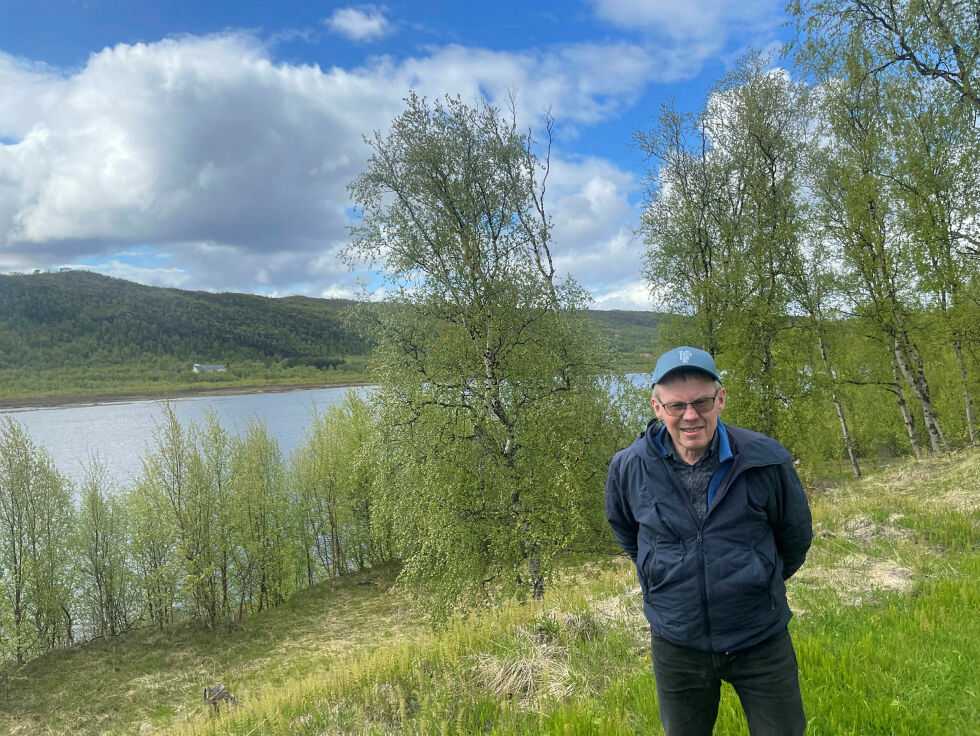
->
xmin=0 ymin=53 xmax=66 ymax=140
xmin=1 ymin=34 xmax=377 ymax=291
xmin=326 ymin=6 xmax=392 ymax=42
xmin=544 ymin=155 xmax=650 ymax=309
xmin=0 ymin=32 xmax=669 ymax=300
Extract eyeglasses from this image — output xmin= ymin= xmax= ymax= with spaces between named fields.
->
xmin=656 ymin=390 xmax=720 ymax=417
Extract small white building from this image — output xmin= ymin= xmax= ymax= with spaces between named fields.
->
xmin=193 ymin=363 xmax=227 ymax=373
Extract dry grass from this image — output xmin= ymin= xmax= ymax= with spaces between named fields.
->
xmin=794 ymin=552 xmax=914 ymax=605
xmin=794 ymin=449 xmax=980 ymax=610
xmin=469 ymin=630 xmax=575 ymax=702
xmin=837 ymin=450 xmax=980 ymax=508
xmin=936 ymin=486 xmax=980 ymax=513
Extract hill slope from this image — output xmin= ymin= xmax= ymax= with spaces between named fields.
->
xmin=1 ymin=449 xmax=977 ymax=735
xmin=0 ymin=270 xmax=664 ymax=402
xmin=0 ymin=270 xmax=368 ymax=381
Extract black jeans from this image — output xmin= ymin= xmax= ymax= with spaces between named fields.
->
xmin=650 ymin=628 xmax=806 ymax=736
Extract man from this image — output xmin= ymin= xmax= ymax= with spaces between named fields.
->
xmin=605 ymin=346 xmax=812 ymax=736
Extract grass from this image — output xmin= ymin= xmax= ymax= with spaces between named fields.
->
xmin=0 ymin=565 xmax=420 ymax=735
xmin=2 ymin=449 xmax=978 ymax=735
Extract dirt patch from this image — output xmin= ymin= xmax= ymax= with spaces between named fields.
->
xmin=795 ymin=553 xmax=914 ymax=605
xmin=836 ymin=514 xmax=911 ymax=545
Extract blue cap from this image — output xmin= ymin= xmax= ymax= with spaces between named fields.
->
xmin=651 ymin=346 xmax=721 ymax=387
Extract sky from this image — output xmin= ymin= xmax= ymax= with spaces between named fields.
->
xmin=0 ymin=0 xmax=791 ymax=310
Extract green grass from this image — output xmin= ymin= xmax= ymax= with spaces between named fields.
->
xmin=0 ymin=359 xmax=374 ymax=405
xmin=3 ymin=450 xmax=978 ymax=735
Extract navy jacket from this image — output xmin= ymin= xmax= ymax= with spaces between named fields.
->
xmin=605 ymin=419 xmax=812 ymax=653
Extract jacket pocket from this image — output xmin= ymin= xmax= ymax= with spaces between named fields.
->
xmin=641 ymin=536 xmax=685 ymax=593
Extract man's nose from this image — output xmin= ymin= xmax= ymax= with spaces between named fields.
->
xmin=682 ymin=403 xmax=700 ymax=419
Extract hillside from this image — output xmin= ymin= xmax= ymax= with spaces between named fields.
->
xmin=0 ymin=270 xmax=664 ymax=403
xmin=0 ymin=270 xmax=371 ymax=401
xmin=1 ymin=449 xmax=977 ymax=735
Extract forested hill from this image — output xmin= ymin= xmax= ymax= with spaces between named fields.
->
xmin=0 ymin=270 xmax=662 ymax=400
xmin=0 ymin=270 xmax=368 ymax=369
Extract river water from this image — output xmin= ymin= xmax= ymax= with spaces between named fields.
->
xmin=0 ymin=386 xmax=370 ymax=487
xmin=1 ymin=375 xmax=649 ymax=489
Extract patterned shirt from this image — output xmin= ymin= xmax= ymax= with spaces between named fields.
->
xmin=662 ymin=429 xmax=721 ymax=522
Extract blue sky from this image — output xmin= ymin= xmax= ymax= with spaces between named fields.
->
xmin=0 ymin=0 xmax=790 ymax=309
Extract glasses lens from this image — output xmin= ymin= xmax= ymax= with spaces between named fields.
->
xmin=661 ymin=394 xmax=716 ymax=416
xmin=690 ymin=397 xmax=715 ymax=413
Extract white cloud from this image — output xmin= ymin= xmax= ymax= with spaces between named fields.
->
xmin=546 ymin=156 xmax=644 ymax=299
xmin=592 ymin=280 xmax=653 ymax=310
xmin=63 ymin=260 xmax=193 ymax=289
xmin=589 ymin=0 xmax=781 ymax=53
xmin=0 ymin=52 xmax=65 ymax=140
xmin=326 ymin=6 xmax=392 ymax=42
xmin=0 ymin=32 xmax=669 ymax=301
xmin=397 ymin=41 xmax=680 ymax=126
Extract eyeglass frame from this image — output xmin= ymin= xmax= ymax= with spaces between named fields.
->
xmin=654 ymin=389 xmax=721 ymax=417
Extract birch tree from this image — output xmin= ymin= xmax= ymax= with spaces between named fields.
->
xmin=791 ymin=0 xmax=980 ymax=113
xmin=345 ymin=93 xmax=633 ymax=615
xmin=76 ymin=456 xmax=132 ymax=638
xmin=640 ymin=51 xmax=814 ymax=437
xmin=0 ymin=418 xmax=75 ymax=663
xmin=229 ymin=422 xmax=300 ymax=615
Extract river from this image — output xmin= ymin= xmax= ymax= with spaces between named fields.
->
xmin=0 ymin=386 xmax=370 ymax=487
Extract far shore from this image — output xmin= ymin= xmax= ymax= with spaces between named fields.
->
xmin=0 ymin=381 xmax=376 ymax=412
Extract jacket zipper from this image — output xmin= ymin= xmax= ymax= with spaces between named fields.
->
xmin=696 ymin=529 xmax=711 ymax=646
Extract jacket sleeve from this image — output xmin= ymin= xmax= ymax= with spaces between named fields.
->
xmin=605 ymin=452 xmax=639 ymax=562
xmin=769 ymin=461 xmax=813 ymax=580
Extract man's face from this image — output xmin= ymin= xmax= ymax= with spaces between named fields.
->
xmin=651 ymin=373 xmax=726 ymax=465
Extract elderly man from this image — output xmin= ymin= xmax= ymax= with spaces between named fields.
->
xmin=605 ymin=346 xmax=812 ymax=736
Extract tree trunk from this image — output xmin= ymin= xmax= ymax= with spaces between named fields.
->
xmin=953 ymin=336 xmax=977 ymax=445
xmin=817 ymin=335 xmax=861 ymax=477
xmin=760 ymin=343 xmax=775 ymax=437
xmin=527 ymin=545 xmax=544 ymax=601
xmin=221 ymin=551 xmax=229 ymax=617
xmin=893 ymin=358 xmax=922 ymax=458
xmin=893 ymin=338 xmax=948 ymax=454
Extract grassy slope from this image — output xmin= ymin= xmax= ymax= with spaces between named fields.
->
xmin=2 ymin=450 xmax=978 ymax=735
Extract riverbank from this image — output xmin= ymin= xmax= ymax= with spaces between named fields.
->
xmin=0 ymin=380 xmax=376 ymax=412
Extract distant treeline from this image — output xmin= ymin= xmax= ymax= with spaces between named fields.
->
xmin=0 ymin=270 xmax=371 ymax=397
xmin=0 ymin=270 xmax=662 ymax=399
